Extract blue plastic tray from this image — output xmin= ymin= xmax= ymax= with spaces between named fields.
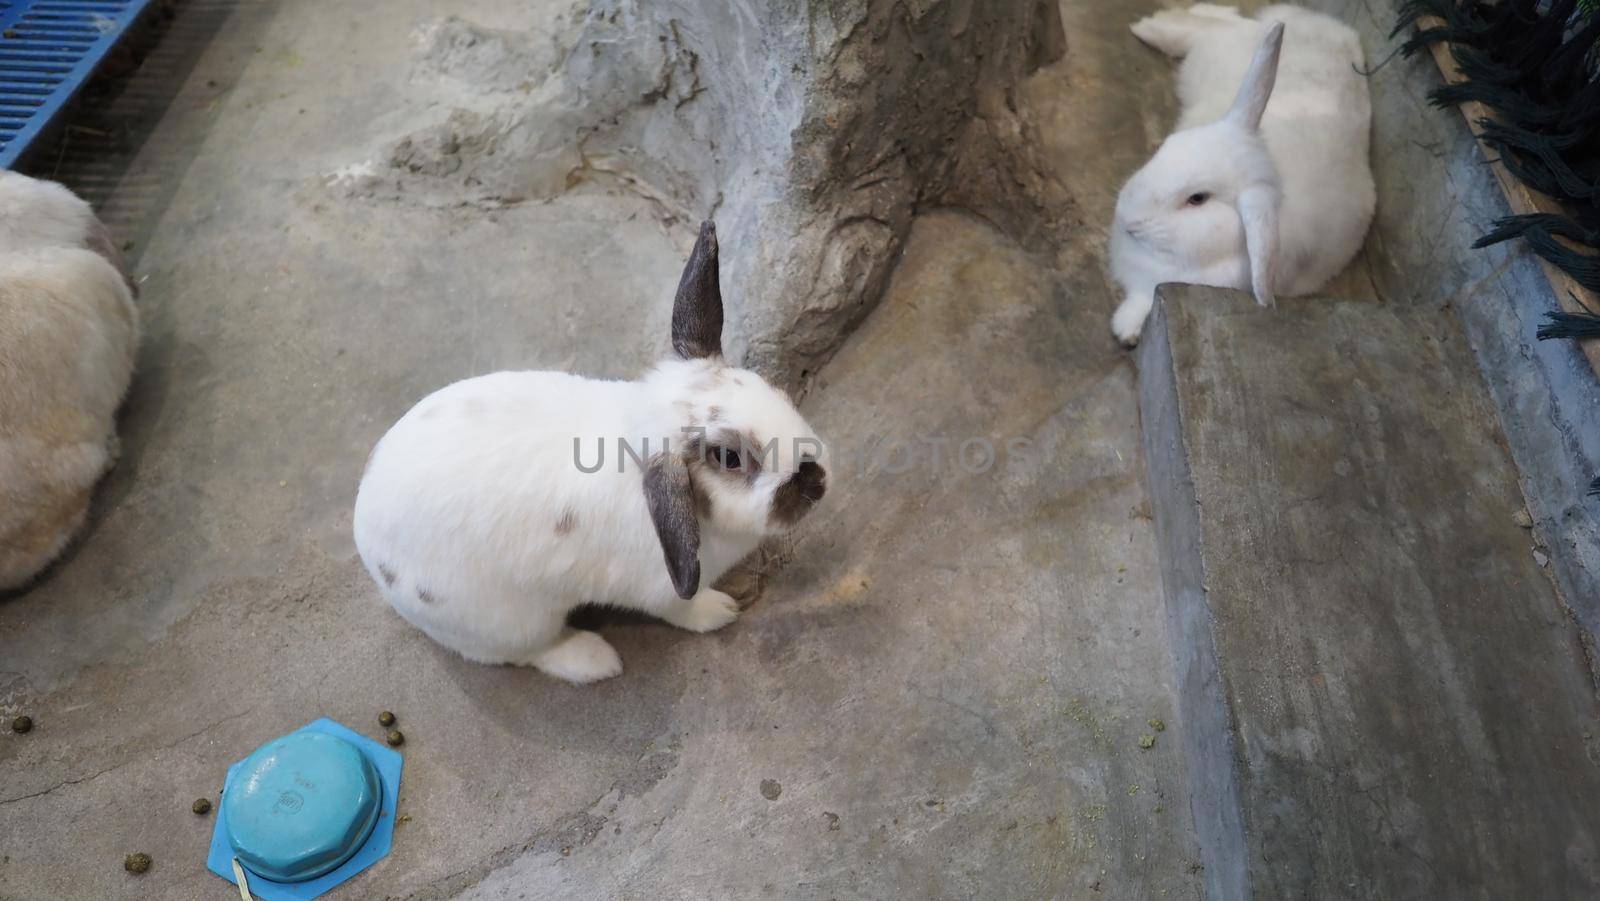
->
xmin=0 ymin=0 xmax=155 ymax=169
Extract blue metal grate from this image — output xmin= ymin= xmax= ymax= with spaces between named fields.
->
xmin=0 ymin=0 xmax=154 ymax=169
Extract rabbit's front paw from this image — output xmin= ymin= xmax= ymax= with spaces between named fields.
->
xmin=1111 ymin=301 xmax=1148 ymax=348
xmin=531 ymin=630 xmax=623 ymax=684
xmin=663 ymin=589 xmax=741 ymax=633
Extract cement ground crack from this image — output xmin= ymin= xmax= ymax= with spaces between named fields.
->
xmin=0 ymin=705 xmax=259 ymax=806
xmin=401 ymin=741 xmax=684 ymax=899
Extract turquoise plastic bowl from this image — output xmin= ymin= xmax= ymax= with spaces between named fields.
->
xmin=221 ymin=730 xmax=382 ymax=883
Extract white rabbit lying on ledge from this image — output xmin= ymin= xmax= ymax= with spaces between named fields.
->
xmin=1109 ymin=4 xmax=1375 ymax=346
xmin=0 ymin=172 xmax=140 ymax=590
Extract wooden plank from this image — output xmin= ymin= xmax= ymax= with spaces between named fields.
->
xmin=1417 ymin=16 xmax=1600 ymax=376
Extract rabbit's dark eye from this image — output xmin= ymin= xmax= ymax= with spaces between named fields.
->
xmin=1186 ymin=192 xmax=1211 ymax=207
xmin=710 ymin=445 xmax=742 ymax=471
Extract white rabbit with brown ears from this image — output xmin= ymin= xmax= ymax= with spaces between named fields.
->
xmin=354 ymin=221 xmax=828 ymax=683
xmin=1110 ymin=5 xmax=1375 ymax=346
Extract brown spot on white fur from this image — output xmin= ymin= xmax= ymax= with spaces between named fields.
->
xmin=706 ymin=405 xmax=724 ymax=423
xmin=744 ymin=432 xmax=773 ymax=473
xmin=555 ymin=507 xmax=578 ymax=536
xmin=693 ymin=370 xmax=727 ymax=393
xmin=377 ymin=563 xmax=398 ymax=587
xmin=771 ymin=460 xmax=827 ymax=526
xmin=417 ymin=586 xmax=441 ymax=604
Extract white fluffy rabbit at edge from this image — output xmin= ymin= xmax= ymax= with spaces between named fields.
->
xmin=1109 ymin=4 xmax=1375 ymax=346
xmin=0 ymin=172 xmax=139 ymax=590
xmin=354 ymin=221 xmax=828 ymax=684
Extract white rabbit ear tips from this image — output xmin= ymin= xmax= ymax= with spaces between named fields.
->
xmin=1261 ymin=22 xmax=1286 ymax=56
xmin=1237 ymin=184 xmax=1280 ymax=310
xmin=1226 ymin=21 xmax=1285 ymax=131
xmin=672 ymin=219 xmax=724 ymax=360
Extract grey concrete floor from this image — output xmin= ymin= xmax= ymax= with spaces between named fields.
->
xmin=0 ymin=1 xmax=1204 ymax=898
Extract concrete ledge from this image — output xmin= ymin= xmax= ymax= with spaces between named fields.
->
xmin=1139 ymin=285 xmax=1600 ymax=899
xmin=1137 ymin=293 xmax=1251 ymax=901
xmin=1311 ymin=0 xmax=1600 ymax=635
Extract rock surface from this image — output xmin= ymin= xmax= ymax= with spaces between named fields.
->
xmin=342 ymin=0 xmax=1072 ymax=391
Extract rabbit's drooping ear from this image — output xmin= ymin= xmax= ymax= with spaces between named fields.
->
xmin=1238 ymin=184 xmax=1279 ymax=308
xmin=643 ymin=452 xmax=701 ymax=599
xmin=671 ymin=220 xmax=724 ymax=360
xmin=1225 ymin=22 xmax=1285 ymax=131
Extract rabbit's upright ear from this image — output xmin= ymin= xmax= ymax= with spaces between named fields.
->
xmin=643 ymin=452 xmax=701 ymax=599
xmin=1238 ymin=184 xmax=1279 ymax=308
xmin=1225 ymin=22 xmax=1285 ymax=131
xmin=671 ymin=220 xmax=724 ymax=360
